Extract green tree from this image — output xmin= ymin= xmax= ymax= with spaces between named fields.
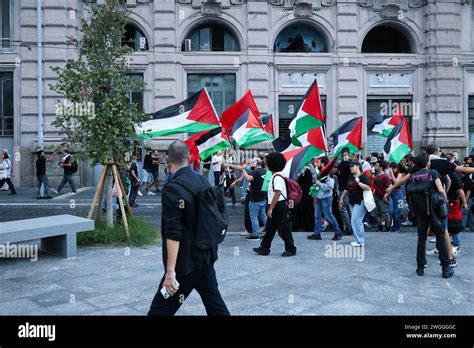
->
xmin=50 ymin=0 xmax=146 ymax=227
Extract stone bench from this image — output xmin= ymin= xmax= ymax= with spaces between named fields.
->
xmin=0 ymin=214 xmax=95 ymax=259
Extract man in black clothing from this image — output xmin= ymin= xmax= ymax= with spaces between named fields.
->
xmin=335 ymin=149 xmax=351 ymax=233
xmin=408 ymin=154 xmax=453 ymax=278
xmin=129 ymin=160 xmax=140 ymax=207
xmin=36 ymin=150 xmax=55 ymax=199
xmin=148 ymin=140 xmax=229 ymax=316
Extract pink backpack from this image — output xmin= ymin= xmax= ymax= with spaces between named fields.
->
xmin=272 ymin=174 xmax=302 ymax=206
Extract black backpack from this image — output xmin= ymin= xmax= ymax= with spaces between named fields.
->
xmin=70 ymin=157 xmax=78 ymax=174
xmin=175 ymin=176 xmax=228 ymax=250
xmin=406 ymin=171 xmax=447 ymax=220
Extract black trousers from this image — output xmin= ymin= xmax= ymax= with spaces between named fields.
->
xmin=0 ymin=178 xmax=15 ymax=194
xmin=129 ymin=184 xmax=139 ymax=205
xmin=260 ymin=201 xmax=296 ymax=252
xmin=148 ymin=264 xmax=230 ymax=316
xmin=415 ymin=214 xmax=449 ymax=269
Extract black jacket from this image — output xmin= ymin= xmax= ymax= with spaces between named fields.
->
xmin=161 ymin=166 xmax=216 ymax=276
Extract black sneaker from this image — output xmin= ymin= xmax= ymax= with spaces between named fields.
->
xmin=281 ymin=250 xmax=296 ymax=257
xmin=36 ymin=196 xmax=43 ymax=200
xmin=44 ymin=195 xmax=52 ymax=199
xmin=449 ymin=258 xmax=457 ymax=268
xmin=8 ymin=192 xmax=16 ymax=195
xmin=332 ymin=234 xmax=343 ymax=241
xmin=442 ymin=268 xmax=454 ymax=278
xmin=246 ymin=235 xmax=260 ymax=241
xmin=416 ymin=268 xmax=424 ymax=276
xmin=307 ymin=234 xmax=322 ymax=240
xmin=376 ymin=226 xmax=384 ymax=232
xmin=253 ymin=247 xmax=270 ymax=256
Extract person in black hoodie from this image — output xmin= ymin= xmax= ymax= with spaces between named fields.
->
xmin=148 ymin=140 xmax=229 ymax=316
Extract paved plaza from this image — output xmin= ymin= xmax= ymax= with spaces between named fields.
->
xmin=0 ymin=189 xmax=473 ymax=315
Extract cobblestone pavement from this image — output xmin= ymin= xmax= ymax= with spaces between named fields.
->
xmin=0 ymin=188 xmax=473 ymax=315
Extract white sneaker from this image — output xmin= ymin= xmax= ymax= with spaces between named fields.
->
xmin=137 ymin=191 xmax=143 ymax=197
xmin=51 ymin=189 xmax=59 ymax=194
xmin=452 ymin=246 xmax=462 ymax=256
xmin=401 ymin=221 xmax=412 ymax=226
xmin=68 ymin=192 xmax=76 ymax=195
xmin=351 ymin=241 xmax=364 ymax=247
xmin=321 ymin=221 xmax=329 ymax=231
xmin=240 ymin=231 xmax=251 ymax=236
xmin=429 ymin=238 xmax=436 ymax=243
xmin=147 ymin=191 xmax=156 ymax=196
xmin=426 ymin=248 xmax=438 ymax=256
xmin=363 ymin=222 xmax=370 ymax=228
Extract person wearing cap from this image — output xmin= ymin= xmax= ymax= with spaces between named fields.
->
xmin=338 ymin=161 xmax=371 ymax=246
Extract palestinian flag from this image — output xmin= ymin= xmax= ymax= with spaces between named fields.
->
xmin=261 ymin=114 xmax=275 ymax=138
xmin=372 ymin=105 xmax=405 ymax=137
xmin=231 ymin=109 xmax=271 ymax=148
xmin=273 ymin=127 xmax=327 ymax=154
xmin=135 ymin=88 xmax=219 ymax=138
xmin=195 ymin=127 xmax=230 ymax=160
xmin=184 ymin=132 xmax=204 ymax=170
xmin=289 ymin=79 xmax=325 ymax=145
xmin=282 ymin=145 xmax=323 ymax=181
xmin=383 ymin=119 xmax=413 ymax=164
xmin=317 ymin=154 xmax=339 ymax=180
xmin=221 ymin=90 xmax=260 ymax=133
xmin=329 ymin=117 xmax=363 ymax=158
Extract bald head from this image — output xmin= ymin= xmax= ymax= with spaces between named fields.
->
xmin=168 ymin=140 xmax=189 ymax=166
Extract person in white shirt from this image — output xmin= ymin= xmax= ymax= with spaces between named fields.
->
xmin=211 ymin=152 xmax=223 ymax=187
xmin=0 ymin=149 xmax=16 ymax=195
xmin=253 ymin=152 xmax=297 ymax=257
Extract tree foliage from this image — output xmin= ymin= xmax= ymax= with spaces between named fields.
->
xmin=50 ymin=0 xmax=146 ymax=165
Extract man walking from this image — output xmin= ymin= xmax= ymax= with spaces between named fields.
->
xmin=36 ymin=150 xmax=56 ymax=199
xmin=253 ymin=152 xmax=297 ymax=257
xmin=52 ymin=149 xmax=76 ymax=195
xmin=212 ymin=151 xmax=223 ymax=187
xmin=148 ymin=141 xmax=229 ymax=316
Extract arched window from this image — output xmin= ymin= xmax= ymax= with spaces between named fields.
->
xmin=274 ymin=23 xmax=328 ymax=53
xmin=362 ymin=25 xmax=412 ymax=53
xmin=122 ymin=23 xmax=149 ymax=51
xmin=182 ymin=23 xmax=240 ymax=52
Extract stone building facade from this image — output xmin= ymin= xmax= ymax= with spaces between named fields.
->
xmin=1 ymin=0 xmax=474 ymax=187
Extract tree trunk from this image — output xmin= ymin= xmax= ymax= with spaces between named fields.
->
xmin=106 ymin=165 xmax=114 ymax=227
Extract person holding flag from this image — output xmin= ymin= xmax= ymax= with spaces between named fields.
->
xmin=307 ymin=156 xmax=343 ymax=241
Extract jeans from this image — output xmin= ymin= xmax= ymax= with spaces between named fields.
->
xmin=260 ymin=201 xmax=296 ymax=253
xmin=37 ymin=175 xmax=49 ymax=196
xmin=313 ymin=196 xmax=341 ymax=236
xmin=338 ymin=190 xmax=351 ymax=231
xmin=241 ymin=176 xmax=249 ymax=200
xmin=148 ymin=264 xmax=229 ymax=316
xmin=389 ymin=190 xmax=402 ymax=231
xmin=415 ymin=214 xmax=449 ymax=269
xmin=350 ymin=203 xmax=367 ymax=244
xmin=451 ymin=233 xmax=461 ymax=247
xmin=249 ymin=200 xmax=267 ymax=237
xmin=57 ymin=174 xmax=76 ymax=193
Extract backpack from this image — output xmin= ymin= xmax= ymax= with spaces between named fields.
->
xmin=273 ymin=174 xmax=302 ymax=207
xmin=70 ymin=157 xmax=78 ymax=174
xmin=406 ymin=170 xmax=447 ymax=220
xmin=174 ymin=175 xmax=228 ymax=250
